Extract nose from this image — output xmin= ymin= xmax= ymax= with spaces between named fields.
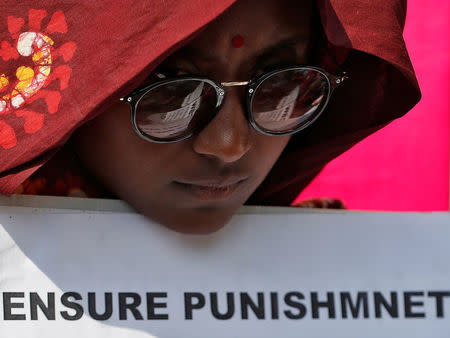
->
xmin=192 ymin=88 xmax=252 ymax=163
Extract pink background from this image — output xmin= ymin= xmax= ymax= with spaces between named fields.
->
xmin=294 ymin=0 xmax=450 ymax=211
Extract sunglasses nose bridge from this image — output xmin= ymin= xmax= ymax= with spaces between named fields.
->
xmin=220 ymin=81 xmax=250 ymax=87
xmin=216 ymin=80 xmax=250 ymax=108
xmin=192 ymin=83 xmax=252 ymax=163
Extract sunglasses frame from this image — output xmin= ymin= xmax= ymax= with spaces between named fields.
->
xmin=120 ymin=66 xmax=348 ymax=143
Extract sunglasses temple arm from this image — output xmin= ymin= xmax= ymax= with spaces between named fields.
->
xmin=329 ymin=72 xmax=349 ymax=91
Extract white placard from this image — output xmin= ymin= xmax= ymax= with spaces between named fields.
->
xmin=0 ymin=205 xmax=449 ymax=338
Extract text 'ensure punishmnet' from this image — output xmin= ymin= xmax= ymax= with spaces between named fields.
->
xmin=1 ymin=290 xmax=449 ymax=321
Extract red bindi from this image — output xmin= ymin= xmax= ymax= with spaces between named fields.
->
xmin=232 ymin=35 xmax=245 ymax=48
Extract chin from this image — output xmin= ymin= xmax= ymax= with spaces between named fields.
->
xmin=142 ymin=206 xmax=236 ymax=235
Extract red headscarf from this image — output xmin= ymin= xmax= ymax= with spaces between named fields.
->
xmin=0 ymin=0 xmax=420 ymax=204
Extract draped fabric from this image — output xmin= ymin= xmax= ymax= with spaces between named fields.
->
xmin=295 ymin=0 xmax=449 ymax=211
xmin=0 ymin=0 xmax=236 ymax=193
xmin=0 ymin=0 xmax=420 ymax=205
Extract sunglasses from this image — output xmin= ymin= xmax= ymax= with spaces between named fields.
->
xmin=120 ymin=66 xmax=348 ymax=143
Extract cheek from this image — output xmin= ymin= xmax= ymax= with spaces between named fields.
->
xmin=251 ymin=134 xmax=291 ymax=181
xmin=71 ymin=103 xmax=182 ymax=198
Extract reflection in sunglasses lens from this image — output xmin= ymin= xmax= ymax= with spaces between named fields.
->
xmin=136 ymin=80 xmax=217 ymax=140
xmin=134 ymin=69 xmax=330 ymax=141
xmin=251 ymin=69 xmax=328 ymax=133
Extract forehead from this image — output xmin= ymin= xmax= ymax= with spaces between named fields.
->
xmin=179 ymin=0 xmax=313 ymax=66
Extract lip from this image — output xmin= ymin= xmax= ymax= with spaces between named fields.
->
xmin=173 ymin=176 xmax=248 ymax=201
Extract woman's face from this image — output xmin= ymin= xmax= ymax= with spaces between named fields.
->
xmin=73 ymin=0 xmax=313 ymax=233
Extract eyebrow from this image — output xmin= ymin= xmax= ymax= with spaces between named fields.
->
xmin=253 ymin=35 xmax=310 ymax=62
xmin=175 ymin=34 xmax=309 ymax=64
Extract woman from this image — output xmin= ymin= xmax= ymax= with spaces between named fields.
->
xmin=0 ymin=0 xmax=420 ymax=233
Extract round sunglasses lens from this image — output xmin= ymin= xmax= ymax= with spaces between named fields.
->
xmin=135 ymin=79 xmax=217 ymax=141
xmin=251 ymin=68 xmax=329 ymax=133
